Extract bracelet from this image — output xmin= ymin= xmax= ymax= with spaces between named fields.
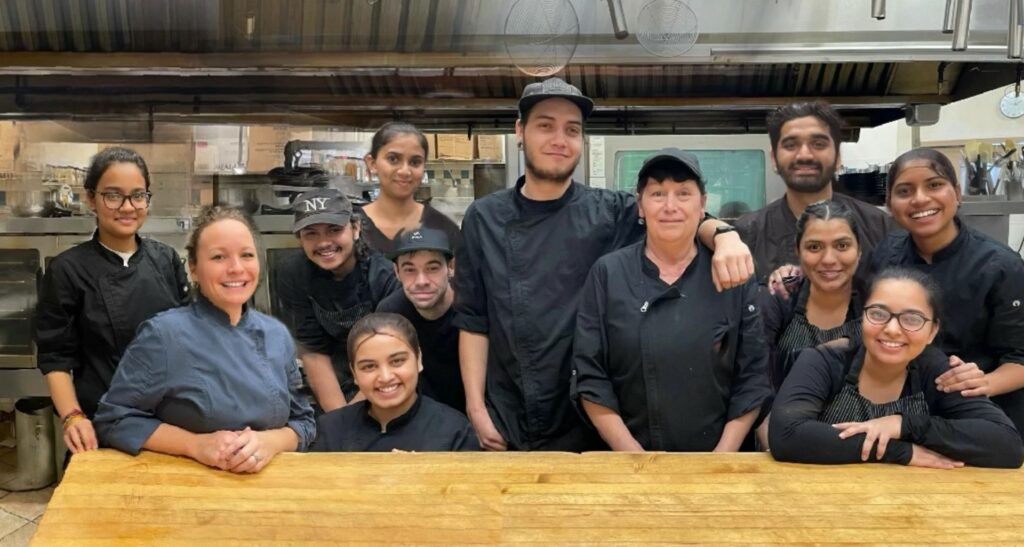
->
xmin=62 ymin=409 xmax=85 ymax=429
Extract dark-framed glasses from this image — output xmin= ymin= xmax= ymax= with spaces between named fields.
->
xmin=93 ymin=190 xmax=152 ymax=210
xmin=863 ymin=305 xmax=933 ymax=332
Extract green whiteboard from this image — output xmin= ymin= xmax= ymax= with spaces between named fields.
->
xmin=614 ymin=149 xmax=766 ymax=220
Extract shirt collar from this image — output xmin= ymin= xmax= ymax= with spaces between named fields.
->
xmin=90 ymin=231 xmax=144 ymax=266
xmin=639 ymin=237 xmax=705 ymax=291
xmin=193 ymin=291 xmax=250 ymax=327
xmin=362 ymin=393 xmax=423 ymax=433
xmin=513 ymin=175 xmax=577 ymax=214
xmin=901 ymin=216 xmax=967 ymax=264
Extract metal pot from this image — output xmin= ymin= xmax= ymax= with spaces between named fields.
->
xmin=8 ymin=189 xmax=52 ymax=217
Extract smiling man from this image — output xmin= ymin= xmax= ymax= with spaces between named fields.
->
xmin=455 ymin=77 xmax=754 ymax=451
xmin=734 ymin=102 xmax=895 ymax=282
xmin=376 ymin=227 xmax=465 ymax=413
xmin=275 ymin=188 xmax=399 ymax=412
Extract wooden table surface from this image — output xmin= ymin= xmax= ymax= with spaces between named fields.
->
xmin=31 ymin=449 xmax=1024 ymax=546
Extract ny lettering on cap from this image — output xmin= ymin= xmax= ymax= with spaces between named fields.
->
xmin=291 ymin=188 xmax=354 ymax=233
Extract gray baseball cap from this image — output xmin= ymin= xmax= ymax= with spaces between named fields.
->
xmin=291 ymin=188 xmax=353 ymax=233
xmin=518 ymin=77 xmax=594 ymax=120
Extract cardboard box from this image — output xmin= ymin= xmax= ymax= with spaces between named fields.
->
xmin=475 ymin=135 xmax=505 ymax=162
xmin=246 ymin=126 xmax=290 ymax=173
xmin=422 ymin=134 xmax=438 ymax=160
xmin=436 ymin=134 xmax=474 ymax=161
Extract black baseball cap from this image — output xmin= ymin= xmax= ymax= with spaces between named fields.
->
xmin=390 ymin=227 xmax=453 ymax=261
xmin=636 ymin=148 xmax=705 ymax=193
xmin=518 ymin=77 xmax=595 ymax=120
xmin=291 ymin=188 xmax=353 ymax=233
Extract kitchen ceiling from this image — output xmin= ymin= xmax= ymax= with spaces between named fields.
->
xmin=0 ymin=0 xmax=1019 ymax=135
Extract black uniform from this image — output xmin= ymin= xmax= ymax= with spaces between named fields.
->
xmin=735 ymin=192 xmax=894 ymax=281
xmin=376 ymin=291 xmax=464 ymax=413
xmin=770 ymin=343 xmax=1022 ymax=468
xmin=275 ymin=249 xmax=400 ymax=400
xmin=311 ymin=395 xmax=479 ymax=452
xmin=358 ymin=204 xmax=464 ymax=257
xmin=572 ymin=240 xmax=771 ymax=451
xmin=35 ymin=234 xmax=190 ymax=418
xmin=759 ymin=279 xmax=863 ymax=392
xmin=869 ymin=219 xmax=1024 ymax=436
xmin=454 ymin=177 xmax=643 ymax=450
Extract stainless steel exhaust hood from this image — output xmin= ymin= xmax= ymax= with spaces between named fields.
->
xmin=0 ymin=0 xmax=1019 ymax=135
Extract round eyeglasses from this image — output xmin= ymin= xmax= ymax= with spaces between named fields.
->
xmin=863 ymin=305 xmax=933 ymax=332
xmin=93 ymin=190 xmax=152 ymax=210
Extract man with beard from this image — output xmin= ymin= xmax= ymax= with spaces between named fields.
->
xmin=735 ymin=102 xmax=894 ymax=282
xmin=376 ymin=228 xmax=465 ymax=414
xmin=455 ymin=77 xmax=755 ymax=451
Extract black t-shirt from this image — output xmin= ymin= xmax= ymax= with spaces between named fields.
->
xmin=376 ymin=291 xmax=465 ymax=413
xmin=769 ymin=342 xmax=1022 ymax=468
xmin=357 ymin=203 xmax=463 ymax=257
xmin=311 ymin=395 xmax=479 ymax=452
xmin=274 ymin=249 xmax=400 ymax=399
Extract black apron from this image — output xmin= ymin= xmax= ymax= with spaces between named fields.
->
xmin=820 ymin=357 xmax=930 ymax=424
xmin=309 ymin=258 xmax=374 ymax=396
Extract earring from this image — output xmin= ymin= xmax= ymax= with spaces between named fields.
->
xmin=638 ymin=218 xmax=645 ymax=225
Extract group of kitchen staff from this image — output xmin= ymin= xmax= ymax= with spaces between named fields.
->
xmin=34 ymin=76 xmax=1024 ymax=473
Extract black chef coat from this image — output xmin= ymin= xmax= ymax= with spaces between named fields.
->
xmin=770 ymin=342 xmax=1023 ymax=468
xmin=735 ymin=192 xmax=895 ymax=282
xmin=869 ymin=218 xmax=1024 ymax=435
xmin=35 ymin=233 xmax=190 ymax=418
xmin=454 ymin=176 xmax=644 ymax=450
xmin=572 ymin=239 xmax=771 ymax=451
xmin=358 ymin=204 xmax=464 ymax=257
xmin=275 ymin=248 xmax=400 ymax=399
xmin=311 ymin=395 xmax=479 ymax=452
xmin=376 ymin=291 xmax=465 ymax=414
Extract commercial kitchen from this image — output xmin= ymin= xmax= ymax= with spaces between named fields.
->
xmin=0 ymin=1 xmax=1023 ymax=544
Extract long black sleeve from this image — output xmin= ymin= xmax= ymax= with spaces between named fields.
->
xmin=769 ymin=346 xmax=912 ymax=465
xmin=902 ymin=351 xmax=1023 ymax=469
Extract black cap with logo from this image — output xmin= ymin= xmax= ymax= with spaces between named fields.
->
xmin=390 ymin=227 xmax=453 ymax=261
xmin=291 ymin=188 xmax=354 ymax=233
xmin=518 ymin=77 xmax=595 ymax=120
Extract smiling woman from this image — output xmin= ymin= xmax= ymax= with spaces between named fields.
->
xmin=869 ymin=148 xmax=1024 ymax=438
xmin=769 ymin=267 xmax=1022 ymax=469
xmin=311 ymin=313 xmax=479 ymax=452
xmin=358 ymin=122 xmax=462 ymax=257
xmin=93 ymin=206 xmax=316 ymax=473
xmin=35 ymin=147 xmax=190 ymax=459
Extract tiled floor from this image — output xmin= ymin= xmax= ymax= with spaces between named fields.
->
xmin=0 ymin=442 xmax=55 ymax=547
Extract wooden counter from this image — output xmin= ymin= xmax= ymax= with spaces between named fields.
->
xmin=32 ymin=450 xmax=1024 ymax=545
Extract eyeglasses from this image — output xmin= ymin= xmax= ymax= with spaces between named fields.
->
xmin=93 ymin=190 xmax=152 ymax=210
xmin=863 ymin=305 xmax=933 ymax=332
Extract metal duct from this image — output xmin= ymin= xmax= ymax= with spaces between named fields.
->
xmin=871 ymin=0 xmax=886 ymax=20
xmin=952 ymin=0 xmax=973 ymax=51
xmin=1011 ymin=0 xmax=1023 ymax=59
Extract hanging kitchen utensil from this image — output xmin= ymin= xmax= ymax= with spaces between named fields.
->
xmin=503 ymin=0 xmax=580 ymax=77
xmin=635 ymin=0 xmax=700 ymax=57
